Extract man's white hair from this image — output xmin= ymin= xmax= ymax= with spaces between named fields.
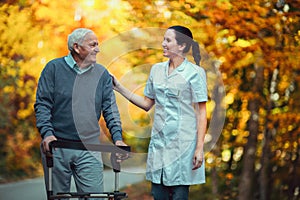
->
xmin=67 ymin=28 xmax=94 ymax=52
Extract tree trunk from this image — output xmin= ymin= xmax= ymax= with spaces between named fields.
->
xmin=238 ymin=64 xmax=264 ymax=200
xmin=208 ymin=67 xmax=225 ymax=199
xmin=288 ymin=141 xmax=300 ymax=200
xmin=211 ymin=165 xmax=218 ymax=198
xmin=259 ymin=127 xmax=273 ymax=200
xmin=237 ymin=99 xmax=259 ymax=200
xmin=259 ymin=68 xmax=275 ymax=200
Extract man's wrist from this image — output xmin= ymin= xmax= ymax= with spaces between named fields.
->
xmin=112 ymin=131 xmax=122 ymax=143
xmin=43 ymin=131 xmax=54 ymax=139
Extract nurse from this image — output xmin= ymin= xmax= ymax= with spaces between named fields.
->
xmin=113 ymin=25 xmax=207 ymax=200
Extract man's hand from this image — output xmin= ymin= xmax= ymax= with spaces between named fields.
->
xmin=115 ymin=140 xmax=127 ymax=146
xmin=115 ymin=140 xmax=129 ymax=162
xmin=42 ymin=135 xmax=57 ymax=154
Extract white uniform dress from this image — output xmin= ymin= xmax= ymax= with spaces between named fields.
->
xmin=144 ymin=58 xmax=207 ymax=186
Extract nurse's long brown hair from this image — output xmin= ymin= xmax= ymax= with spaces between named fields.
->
xmin=168 ymin=25 xmax=201 ymax=66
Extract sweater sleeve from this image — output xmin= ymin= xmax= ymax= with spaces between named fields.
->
xmin=34 ymin=63 xmax=55 ymax=139
xmin=101 ymin=71 xmax=123 ymax=143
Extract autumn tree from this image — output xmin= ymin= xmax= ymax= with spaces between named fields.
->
xmin=1 ymin=1 xmax=299 ymax=200
xmin=0 ymin=0 xmax=133 ymax=181
xmin=125 ymin=0 xmax=300 ymax=199
xmin=0 ymin=2 xmax=45 ymax=180
xmin=175 ymin=0 xmax=300 ymax=199
xmin=200 ymin=1 xmax=300 ymax=199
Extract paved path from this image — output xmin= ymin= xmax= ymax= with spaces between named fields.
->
xmin=0 ymin=169 xmax=145 ymax=200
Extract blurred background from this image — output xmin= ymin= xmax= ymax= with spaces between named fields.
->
xmin=0 ymin=0 xmax=299 ymax=199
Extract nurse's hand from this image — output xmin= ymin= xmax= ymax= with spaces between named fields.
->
xmin=110 ymin=74 xmax=121 ymax=92
xmin=192 ymin=148 xmax=203 ymax=170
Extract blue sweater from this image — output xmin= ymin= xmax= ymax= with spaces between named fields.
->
xmin=34 ymin=57 xmax=122 ymax=143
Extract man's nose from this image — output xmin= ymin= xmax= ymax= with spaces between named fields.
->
xmin=95 ymin=46 xmax=100 ymax=53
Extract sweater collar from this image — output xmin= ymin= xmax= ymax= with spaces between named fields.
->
xmin=64 ymin=53 xmax=93 ymax=74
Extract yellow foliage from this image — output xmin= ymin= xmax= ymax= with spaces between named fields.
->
xmin=3 ymin=85 xmax=15 ymax=93
xmin=227 ymin=35 xmax=236 ymax=44
xmin=225 ymin=92 xmax=235 ymax=105
xmin=206 ymin=100 xmax=215 ymax=119
xmin=235 ymin=52 xmax=255 ymax=68
xmin=221 ymin=149 xmax=231 ymax=162
xmin=262 ymin=37 xmax=276 ymax=46
xmin=0 ymin=1 xmax=299 ymax=192
xmin=17 ymin=109 xmax=32 ymax=119
xmin=233 ymin=38 xmax=257 ymax=48
xmin=6 ymin=131 xmax=41 ymax=176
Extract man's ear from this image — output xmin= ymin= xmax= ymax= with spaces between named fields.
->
xmin=73 ymin=43 xmax=80 ymax=54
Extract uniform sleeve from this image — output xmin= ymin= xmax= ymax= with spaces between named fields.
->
xmin=34 ymin=63 xmax=55 ymax=138
xmin=101 ymin=71 xmax=123 ymax=143
xmin=144 ymin=66 xmax=155 ymax=99
xmin=190 ymin=67 xmax=208 ymax=103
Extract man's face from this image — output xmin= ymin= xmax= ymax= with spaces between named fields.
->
xmin=77 ymin=32 xmax=99 ymax=67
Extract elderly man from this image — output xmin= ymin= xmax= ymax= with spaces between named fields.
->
xmin=34 ymin=28 xmax=126 ymax=199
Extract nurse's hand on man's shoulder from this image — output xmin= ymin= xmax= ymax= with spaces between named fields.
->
xmin=110 ymin=74 xmax=121 ymax=91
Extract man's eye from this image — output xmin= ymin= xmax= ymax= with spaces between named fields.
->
xmin=89 ymin=43 xmax=98 ymax=47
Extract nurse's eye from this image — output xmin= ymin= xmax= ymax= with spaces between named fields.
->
xmin=163 ymin=37 xmax=171 ymax=43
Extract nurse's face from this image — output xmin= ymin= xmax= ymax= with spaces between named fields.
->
xmin=162 ymin=29 xmax=183 ymax=58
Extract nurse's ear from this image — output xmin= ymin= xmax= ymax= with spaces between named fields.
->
xmin=178 ymin=42 xmax=186 ymax=52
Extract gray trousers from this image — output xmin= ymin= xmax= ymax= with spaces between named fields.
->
xmin=41 ymin=145 xmax=104 ymax=200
